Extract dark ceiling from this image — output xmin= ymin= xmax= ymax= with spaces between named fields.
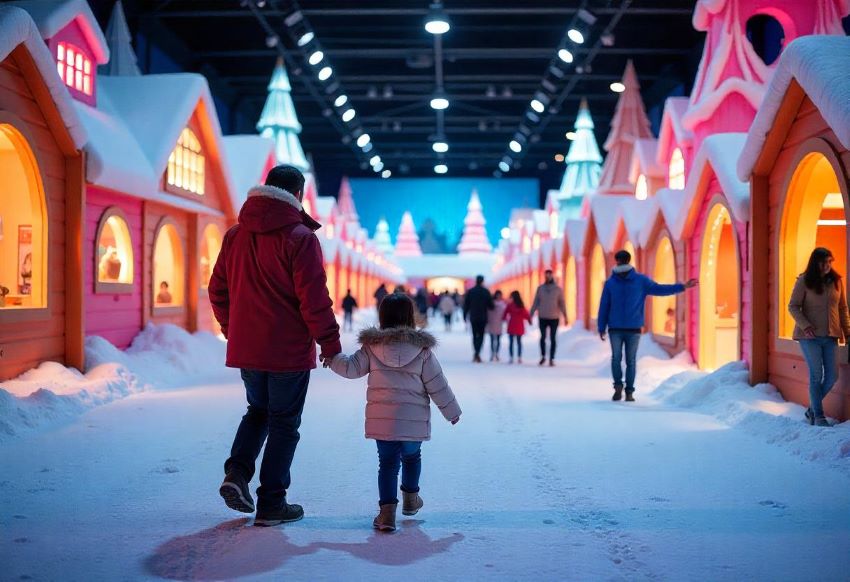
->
xmin=91 ymin=0 xmax=706 ymax=196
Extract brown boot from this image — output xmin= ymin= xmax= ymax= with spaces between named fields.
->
xmin=373 ymin=503 xmax=397 ymax=532
xmin=402 ymin=491 xmax=424 ymax=516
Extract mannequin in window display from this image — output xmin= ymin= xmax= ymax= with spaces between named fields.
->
xmin=0 ymin=285 xmax=9 ymax=308
xmin=156 ymin=281 xmax=172 ymax=305
xmin=200 ymin=256 xmax=211 ymax=288
xmin=664 ymin=308 xmax=676 ymax=334
xmin=98 ymin=246 xmax=122 ymax=281
xmin=19 ymin=252 xmax=32 ymax=295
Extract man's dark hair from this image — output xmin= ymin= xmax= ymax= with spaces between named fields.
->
xmin=544 ymin=269 xmax=553 ymax=275
xmin=265 ymin=165 xmax=306 ymax=199
xmin=614 ymin=250 xmax=632 ymax=265
xmin=476 ymin=275 xmax=485 ymax=285
xmin=379 ymin=293 xmax=416 ymax=329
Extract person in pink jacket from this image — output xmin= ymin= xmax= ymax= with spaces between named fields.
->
xmin=503 ymin=290 xmax=532 ymax=364
xmin=329 ymin=293 xmax=462 ymax=532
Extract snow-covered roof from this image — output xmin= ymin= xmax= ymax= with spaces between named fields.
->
xmin=656 ymin=97 xmax=691 ymax=165
xmin=395 ymin=254 xmax=496 ymax=278
xmin=314 ymin=196 xmax=336 ymax=222
xmin=619 ymin=197 xmax=657 ymax=247
xmin=564 ymin=219 xmax=588 ymax=256
xmin=658 ymin=133 xmax=749 ymax=239
xmin=738 ymin=35 xmax=850 ymax=181
xmin=9 ymin=0 xmax=109 ymax=64
xmin=589 ymin=195 xmax=626 ymax=253
xmin=629 ymin=138 xmax=664 ymax=184
xmin=532 ymin=209 xmax=550 ymax=233
xmin=0 ymin=6 xmax=87 ymax=149
xmin=223 ymin=134 xmax=274 ymax=209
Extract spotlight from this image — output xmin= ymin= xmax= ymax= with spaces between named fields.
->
xmin=498 ymin=161 xmax=510 ymax=172
xmin=318 ymin=66 xmax=332 ymax=81
xmin=509 ymin=140 xmax=522 ymax=153
xmin=383 ymin=85 xmax=394 ymax=98
xmin=342 ymin=108 xmax=356 ymax=122
xmin=425 ymin=3 xmax=450 ymax=34
xmin=432 ymin=141 xmax=449 ymax=153
xmin=265 ymin=35 xmax=279 ymax=48
xmin=373 ymin=162 xmax=384 ymax=172
xmin=526 ymin=111 xmax=541 ymax=123
xmin=308 ymin=50 xmax=324 ymax=65
xmin=256 ymin=0 xmax=266 ymax=8
xmin=430 ymin=90 xmax=449 ymax=110
xmin=566 ymin=131 xmax=577 ymax=140
xmin=362 ymin=142 xmax=374 ymax=153
xmin=530 ymin=99 xmax=545 ymax=114
xmin=610 ymin=82 xmax=626 ymax=93
xmin=554 ymin=153 xmax=565 ymax=162
xmin=381 ymin=169 xmax=392 ymax=178
xmin=370 ymin=155 xmax=381 ymax=166
xmin=567 ymin=28 xmax=584 ymax=44
xmin=434 ymin=164 xmax=448 ymax=174
xmin=297 ymin=31 xmax=314 ymax=47
xmin=500 ymin=227 xmax=511 ymax=239
xmin=558 ymin=48 xmax=574 ymax=64
xmin=334 ymin=95 xmax=348 ymax=107
xmin=356 ymin=134 xmax=371 ymax=148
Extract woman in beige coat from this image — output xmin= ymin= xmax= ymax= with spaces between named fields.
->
xmin=330 ymin=293 xmax=461 ymax=532
xmin=788 ymin=247 xmax=850 ymax=426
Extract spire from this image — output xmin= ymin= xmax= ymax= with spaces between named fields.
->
xmin=302 ymin=173 xmax=319 ymax=217
xmin=257 ymin=58 xmax=310 ymax=171
xmin=336 ymin=176 xmax=358 ymax=221
xmin=457 ymin=189 xmax=493 ymax=255
xmin=394 ymin=212 xmax=422 ymax=257
xmin=557 ymin=98 xmax=603 ymax=220
xmin=596 ymin=61 xmax=652 ymax=196
xmin=100 ymin=0 xmax=140 ymax=76
xmin=374 ymin=218 xmax=394 ymax=255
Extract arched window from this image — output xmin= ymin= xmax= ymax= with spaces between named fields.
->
xmin=199 ymin=223 xmax=223 ymax=289
xmin=167 ymin=128 xmax=205 ymax=195
xmin=95 ymin=208 xmax=134 ymax=293
xmin=564 ymin=255 xmax=577 ymax=323
xmin=590 ymin=244 xmax=606 ymax=318
xmin=779 ymin=150 xmax=847 ymax=339
xmin=56 ymin=42 xmax=93 ymax=96
xmin=623 ymin=241 xmax=636 ymax=261
xmin=152 ymin=222 xmax=185 ymax=308
xmin=669 ymin=148 xmax=685 ymax=190
xmin=635 ymin=174 xmax=648 ymax=200
xmin=652 ymin=236 xmax=677 ymax=337
xmin=746 ymin=14 xmax=785 ymax=66
xmin=0 ymin=123 xmax=47 ymax=310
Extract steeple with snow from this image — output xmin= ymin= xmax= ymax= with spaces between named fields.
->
xmin=596 ymin=61 xmax=652 ymax=196
xmin=100 ymin=1 xmax=139 ymax=76
xmin=257 ymin=58 xmax=310 ymax=171
xmin=457 ymin=189 xmax=493 ymax=255
xmin=374 ymin=218 xmax=394 ymax=255
xmin=336 ymin=176 xmax=358 ymax=222
xmin=557 ymin=98 xmax=602 ymax=220
xmin=394 ymin=212 xmax=422 ymax=257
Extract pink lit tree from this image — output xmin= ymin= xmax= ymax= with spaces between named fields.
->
xmin=394 ymin=211 xmax=422 ymax=256
xmin=457 ymin=189 xmax=493 ymax=255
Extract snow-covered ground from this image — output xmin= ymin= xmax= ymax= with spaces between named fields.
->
xmin=2 ymin=315 xmax=849 ymax=581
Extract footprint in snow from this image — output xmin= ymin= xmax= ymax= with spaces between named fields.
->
xmin=153 ymin=466 xmax=180 ymax=474
xmin=758 ymin=500 xmax=787 ymax=509
xmin=649 ymin=496 xmax=670 ymax=503
xmin=14 ymin=538 xmax=30 ymax=543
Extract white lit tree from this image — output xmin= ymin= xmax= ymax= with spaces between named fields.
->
xmin=257 ymin=58 xmax=310 ymax=171
xmin=336 ymin=176 xmax=358 ymax=222
xmin=457 ymin=189 xmax=493 ymax=255
xmin=557 ymin=98 xmax=602 ymax=220
xmin=374 ymin=218 xmax=394 ymax=254
xmin=394 ymin=211 xmax=422 ymax=256
xmin=100 ymin=0 xmax=140 ymax=76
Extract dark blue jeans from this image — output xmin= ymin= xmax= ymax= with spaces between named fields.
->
xmin=799 ymin=337 xmax=839 ymax=418
xmin=609 ymin=331 xmax=641 ymax=392
xmin=539 ymin=318 xmax=558 ymax=359
xmin=509 ymin=334 xmax=523 ymax=358
xmin=225 ymin=369 xmax=310 ymax=510
xmin=376 ymin=440 xmax=422 ymax=505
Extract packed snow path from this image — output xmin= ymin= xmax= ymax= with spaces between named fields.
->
xmin=3 ymin=324 xmax=849 ymax=581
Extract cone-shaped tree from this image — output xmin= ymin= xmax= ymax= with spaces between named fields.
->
xmin=374 ymin=218 xmax=394 ymax=255
xmin=596 ymin=61 xmax=652 ymax=195
xmin=457 ymin=189 xmax=493 ymax=255
xmin=336 ymin=176 xmax=358 ymax=221
xmin=558 ymin=98 xmax=603 ymax=220
xmin=100 ymin=0 xmax=140 ymax=76
xmin=394 ymin=211 xmax=422 ymax=257
xmin=257 ymin=58 xmax=310 ymax=171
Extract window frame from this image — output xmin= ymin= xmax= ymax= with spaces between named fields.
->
xmin=669 ymin=147 xmax=685 ymax=190
xmin=166 ymin=127 xmax=206 ymax=197
xmin=93 ymin=206 xmax=135 ymax=295
xmin=150 ymin=217 xmax=186 ymax=316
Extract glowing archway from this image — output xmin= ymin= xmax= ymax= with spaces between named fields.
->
xmin=153 ymin=222 xmax=185 ymax=307
xmin=589 ymin=244 xmax=606 ymax=319
xmin=564 ymin=255 xmax=577 ymax=323
xmin=669 ymin=148 xmax=685 ymax=190
xmin=200 ymin=223 xmax=223 ymax=289
xmin=652 ymin=236 xmax=677 ymax=337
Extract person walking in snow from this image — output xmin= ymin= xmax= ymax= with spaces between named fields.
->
xmin=463 ymin=275 xmax=495 ymax=363
xmin=438 ymin=291 xmax=456 ymax=331
xmin=342 ymin=289 xmax=358 ymax=332
xmin=530 ymin=269 xmax=568 ymax=367
xmin=487 ymin=290 xmax=507 ymax=361
xmin=598 ymin=249 xmax=696 ymax=402
xmin=414 ymin=288 xmax=430 ymax=327
xmin=374 ymin=283 xmax=388 ymax=308
xmin=328 ymin=293 xmax=461 ymax=532
xmin=503 ymin=291 xmax=532 ymax=364
xmin=788 ymin=247 xmax=850 ymax=427
xmin=209 ymin=164 xmax=341 ymax=526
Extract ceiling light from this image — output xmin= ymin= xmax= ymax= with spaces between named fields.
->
xmin=567 ymin=28 xmax=585 ymax=44
xmin=342 ymin=108 xmax=356 ymax=122
xmin=334 ymin=94 xmax=348 ymax=107
xmin=610 ymin=82 xmax=626 ymax=93
xmin=373 ymin=162 xmax=384 ymax=172
xmin=356 ymin=134 xmax=371 ymax=148
xmin=370 ymin=155 xmax=381 ymax=166
xmin=558 ymin=48 xmax=574 ymax=64
xmin=432 ymin=141 xmax=449 ymax=153
xmin=434 ymin=164 xmax=448 ymax=174
xmin=430 ymin=90 xmax=450 ymax=110
xmin=265 ymin=35 xmax=279 ymax=48
xmin=381 ymin=169 xmax=392 ymax=178
xmin=509 ymin=140 xmax=522 ymax=153
xmin=530 ymin=99 xmax=545 ymax=113
xmin=297 ymin=31 xmax=314 ymax=47
xmin=425 ymin=4 xmax=450 ymax=34
xmin=554 ymin=154 xmax=565 ymax=162
xmin=501 ymin=227 xmax=511 ymax=239
xmin=317 ymin=66 xmax=332 ymax=81
xmin=566 ymin=131 xmax=577 ymax=140
xmin=308 ymin=50 xmax=324 ymax=65
xmin=362 ymin=142 xmax=373 ymax=153
xmin=498 ymin=161 xmax=510 ymax=172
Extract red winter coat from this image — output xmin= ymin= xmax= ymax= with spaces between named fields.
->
xmin=503 ymin=303 xmax=531 ymax=336
xmin=208 ymin=186 xmax=341 ymax=372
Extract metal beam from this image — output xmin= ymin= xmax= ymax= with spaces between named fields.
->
xmin=198 ymin=47 xmax=692 ymax=59
xmin=155 ymin=7 xmax=694 ymax=18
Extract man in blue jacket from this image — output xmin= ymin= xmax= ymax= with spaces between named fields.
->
xmin=598 ymin=250 xmax=697 ymax=402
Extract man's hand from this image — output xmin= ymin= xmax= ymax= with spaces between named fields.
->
xmin=684 ymin=278 xmax=698 ymax=289
xmin=451 ymin=416 xmax=460 ymax=425
xmin=803 ymin=327 xmax=816 ymax=339
xmin=319 ymin=354 xmax=334 ymax=368
xmin=599 ymin=332 xmax=607 ymax=341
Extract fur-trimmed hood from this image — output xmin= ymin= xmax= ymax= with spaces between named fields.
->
xmin=239 ymin=185 xmax=321 ymax=233
xmin=358 ymin=326 xmax=437 ymax=368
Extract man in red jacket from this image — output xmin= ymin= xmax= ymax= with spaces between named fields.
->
xmin=209 ymin=165 xmax=341 ymax=526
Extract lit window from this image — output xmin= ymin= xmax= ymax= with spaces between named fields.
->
xmin=652 ymin=237 xmax=677 ymax=337
xmin=635 ymin=174 xmax=648 ymax=200
xmin=199 ymin=224 xmax=222 ymax=289
xmin=56 ymin=42 xmax=93 ymax=96
xmin=167 ymin=128 xmax=205 ymax=195
xmin=0 ymin=125 xmax=47 ymax=310
xmin=95 ymin=209 xmax=134 ymax=292
xmin=153 ymin=222 xmax=185 ymax=308
xmin=669 ymin=148 xmax=685 ymax=190
xmin=590 ymin=244 xmax=606 ymax=318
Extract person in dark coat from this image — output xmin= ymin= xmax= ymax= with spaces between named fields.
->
xmin=209 ymin=164 xmax=341 ymax=526
xmin=341 ymin=289 xmax=358 ymax=332
xmin=463 ymin=275 xmax=494 ymax=363
xmin=374 ymin=283 xmax=388 ymax=308
xmin=597 ymin=249 xmax=696 ymax=402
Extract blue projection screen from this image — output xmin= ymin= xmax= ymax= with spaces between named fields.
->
xmin=349 ymin=178 xmax=539 ymax=253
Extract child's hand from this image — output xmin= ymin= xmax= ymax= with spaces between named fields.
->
xmin=451 ymin=416 xmax=460 ymax=425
